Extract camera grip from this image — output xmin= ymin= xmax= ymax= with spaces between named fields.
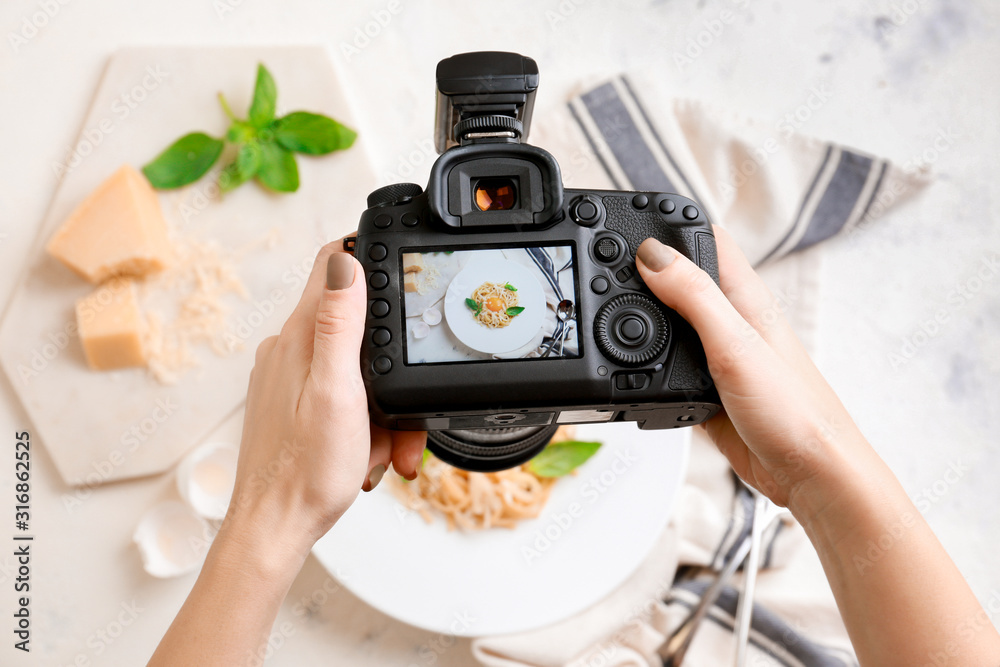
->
xmin=600 ymin=196 xmax=719 ymax=285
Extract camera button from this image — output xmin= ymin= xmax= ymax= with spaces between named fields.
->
xmin=401 ymin=212 xmax=420 ymax=227
xmin=617 ymin=316 xmax=646 ymax=343
xmin=372 ymin=356 xmax=392 ymax=374
xmin=632 ymin=194 xmax=648 ymax=209
xmin=615 ymin=374 xmax=629 ymax=390
xmin=369 ymin=271 xmax=389 ymax=290
xmin=372 ymin=328 xmax=391 ymax=346
xmin=629 ymin=373 xmax=650 ymax=389
xmin=374 ymin=214 xmax=392 ymax=229
xmin=595 ymin=238 xmax=620 ymax=262
xmin=615 ymin=265 xmax=634 ymax=282
xmin=570 ymin=195 xmax=603 ymax=226
xmin=590 ymin=276 xmax=610 ymax=295
xmin=683 ymin=205 xmax=699 ymax=220
xmin=658 ymin=199 xmax=676 ymax=214
xmin=368 ymin=243 xmax=388 ymax=262
xmin=370 ymin=299 xmax=390 ymax=318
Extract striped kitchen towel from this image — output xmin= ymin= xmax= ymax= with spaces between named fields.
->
xmin=472 ymin=76 xmax=931 ymax=667
xmin=541 ymin=74 xmax=930 ymax=268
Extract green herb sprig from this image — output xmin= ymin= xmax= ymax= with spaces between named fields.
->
xmin=142 ymin=64 xmax=356 ymax=193
xmin=528 ymin=441 xmax=602 ymax=477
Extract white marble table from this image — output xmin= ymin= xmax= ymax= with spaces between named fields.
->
xmin=1 ymin=0 xmax=997 ymax=664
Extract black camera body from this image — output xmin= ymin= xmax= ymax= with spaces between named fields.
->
xmin=348 ymin=52 xmax=721 ymax=471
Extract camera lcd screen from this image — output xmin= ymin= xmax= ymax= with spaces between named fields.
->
xmin=400 ymin=245 xmax=581 ymax=364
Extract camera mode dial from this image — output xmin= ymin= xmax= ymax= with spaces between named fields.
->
xmin=367 ymin=183 xmax=424 ymax=208
xmin=594 ymin=293 xmax=669 ymax=367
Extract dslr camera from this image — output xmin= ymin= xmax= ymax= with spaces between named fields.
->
xmin=347 ymin=52 xmax=721 ymax=472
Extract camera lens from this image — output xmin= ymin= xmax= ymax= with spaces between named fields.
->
xmin=427 ymin=425 xmax=558 ymax=472
xmin=474 ymin=178 xmax=517 ymax=211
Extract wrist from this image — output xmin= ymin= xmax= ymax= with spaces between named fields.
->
xmin=784 ymin=431 xmax=904 ymax=539
xmin=211 ymin=486 xmax=323 ymax=584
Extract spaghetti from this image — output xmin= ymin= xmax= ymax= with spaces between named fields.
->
xmin=392 ymin=426 xmax=576 ymax=531
xmin=466 ymin=281 xmax=521 ymax=328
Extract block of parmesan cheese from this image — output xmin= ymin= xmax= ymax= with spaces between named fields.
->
xmin=46 ymin=165 xmax=173 ymax=283
xmin=402 ymin=253 xmax=425 ymax=274
xmin=75 ymin=278 xmax=147 ymax=370
xmin=403 ymin=273 xmax=419 ymax=293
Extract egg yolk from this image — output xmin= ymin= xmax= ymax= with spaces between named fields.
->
xmin=485 ymin=297 xmax=504 ymax=312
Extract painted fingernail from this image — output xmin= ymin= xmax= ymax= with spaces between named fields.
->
xmin=327 ymin=252 xmax=356 ymax=290
xmin=367 ymin=464 xmax=386 ymax=490
xmin=636 ymin=238 xmax=675 ymax=272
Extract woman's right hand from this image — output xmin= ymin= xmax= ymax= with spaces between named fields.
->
xmin=635 ymin=228 xmax=881 ymax=517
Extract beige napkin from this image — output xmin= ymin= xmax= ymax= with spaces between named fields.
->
xmin=470 ymin=73 xmax=931 ymax=667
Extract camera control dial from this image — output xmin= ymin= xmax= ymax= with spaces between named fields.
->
xmin=594 ymin=294 xmax=669 ymax=367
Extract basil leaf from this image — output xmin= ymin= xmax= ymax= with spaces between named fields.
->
xmin=528 ymin=441 xmax=602 ymax=478
xmin=219 ymin=143 xmax=261 ymax=192
xmin=226 ymin=121 xmax=255 ymax=144
xmin=255 ymin=141 xmax=299 ymax=192
xmin=274 ymin=111 xmax=357 ymax=155
xmin=248 ymin=64 xmax=277 ymax=128
xmin=143 ymin=132 xmax=224 ymax=189
xmin=506 ymin=306 xmax=525 ymax=317
xmin=236 ymin=142 xmax=262 ymax=178
xmin=505 ymin=283 xmax=517 ymax=291
xmin=465 ymin=298 xmax=479 ymax=312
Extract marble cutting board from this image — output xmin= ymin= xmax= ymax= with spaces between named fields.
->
xmin=0 ymin=46 xmax=376 ymax=485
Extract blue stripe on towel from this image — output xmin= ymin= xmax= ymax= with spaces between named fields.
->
xmin=791 ymin=149 xmax=874 ymax=253
xmin=618 ymin=75 xmax=703 ymax=202
xmin=567 ymin=101 xmax=625 ymax=190
xmin=757 ymin=144 xmax=835 ymax=265
xmin=580 ymin=82 xmax=678 ymax=193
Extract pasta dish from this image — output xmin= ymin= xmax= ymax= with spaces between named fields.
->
xmin=466 ymin=281 xmax=523 ymax=328
xmin=392 ymin=426 xmax=577 ymax=531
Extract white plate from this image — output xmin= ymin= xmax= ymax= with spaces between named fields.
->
xmin=312 ymin=423 xmax=689 ymax=637
xmin=443 ymin=259 xmax=546 ymax=354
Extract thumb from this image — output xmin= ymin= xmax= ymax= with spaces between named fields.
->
xmin=635 ymin=237 xmax=764 ymax=364
xmin=310 ymin=251 xmax=367 ymax=388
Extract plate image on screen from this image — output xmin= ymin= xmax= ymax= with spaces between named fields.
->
xmin=401 ymin=246 xmax=579 ymax=364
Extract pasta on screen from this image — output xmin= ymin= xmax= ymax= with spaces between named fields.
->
xmin=466 ymin=281 xmax=522 ymax=329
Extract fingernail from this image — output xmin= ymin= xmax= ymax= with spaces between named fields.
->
xmin=636 ymin=238 xmax=675 ymax=272
xmin=367 ymin=464 xmax=386 ymax=490
xmin=327 ymin=252 xmax=356 ymax=290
